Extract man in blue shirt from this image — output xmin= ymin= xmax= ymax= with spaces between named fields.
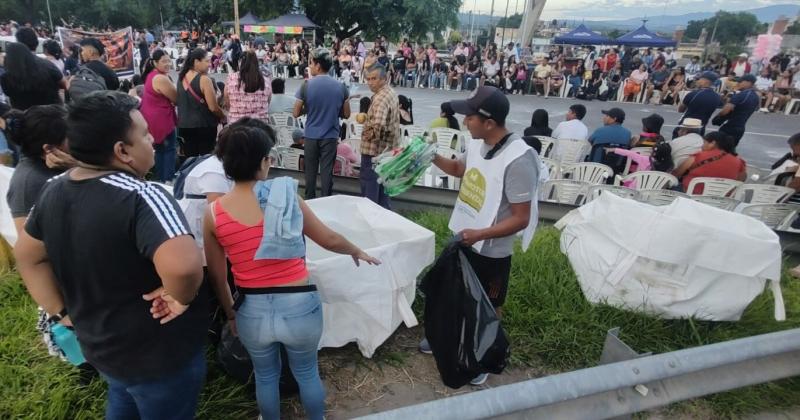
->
xmin=674 ymin=71 xmax=722 ymax=138
xmin=588 ymin=108 xmax=632 ymax=162
xmin=294 ymin=48 xmax=351 ymax=199
xmin=714 ymin=74 xmax=759 ymax=146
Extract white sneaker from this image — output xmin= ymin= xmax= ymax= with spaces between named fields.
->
xmin=470 ymin=373 xmax=489 ymax=386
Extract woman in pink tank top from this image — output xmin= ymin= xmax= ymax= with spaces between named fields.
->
xmin=202 ymin=118 xmax=379 ymax=420
xmin=140 ymin=50 xmax=178 ymax=183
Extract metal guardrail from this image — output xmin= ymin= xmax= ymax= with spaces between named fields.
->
xmin=357 ymin=328 xmax=800 ymax=420
xmin=271 ymin=168 xmax=800 ymax=254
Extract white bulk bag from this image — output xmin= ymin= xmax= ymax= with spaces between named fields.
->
xmin=305 ymin=195 xmax=435 ymax=356
xmin=556 ymin=193 xmax=784 ymax=321
xmin=0 ymin=165 xmax=18 ymax=246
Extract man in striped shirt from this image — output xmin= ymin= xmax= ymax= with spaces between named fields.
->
xmin=15 ymin=92 xmax=208 ymax=419
xmin=360 ymin=63 xmax=400 ymax=209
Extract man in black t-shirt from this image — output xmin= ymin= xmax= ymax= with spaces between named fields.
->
xmin=79 ymin=37 xmax=120 ymax=90
xmin=15 ymin=92 xmax=207 ymax=419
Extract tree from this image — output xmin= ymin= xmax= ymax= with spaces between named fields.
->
xmin=302 ymin=0 xmax=460 ymax=41
xmin=448 ymin=30 xmax=462 ymax=44
xmin=786 ymin=20 xmax=800 ymax=35
xmin=606 ymin=29 xmax=625 ymax=39
xmin=685 ymin=11 xmax=766 ymax=46
xmin=496 ymin=13 xmax=522 ymax=29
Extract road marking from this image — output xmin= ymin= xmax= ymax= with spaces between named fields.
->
xmin=661 ymin=124 xmax=790 ymax=138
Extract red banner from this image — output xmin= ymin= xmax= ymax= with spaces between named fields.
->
xmin=57 ymin=26 xmax=134 ymax=76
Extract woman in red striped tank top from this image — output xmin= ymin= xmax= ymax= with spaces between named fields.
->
xmin=203 ymin=120 xmax=379 ymax=420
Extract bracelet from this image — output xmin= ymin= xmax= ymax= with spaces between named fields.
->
xmin=46 ymin=307 xmax=68 ymax=324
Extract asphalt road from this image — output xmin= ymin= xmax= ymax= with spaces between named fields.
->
xmin=210 ymin=75 xmax=799 ymax=170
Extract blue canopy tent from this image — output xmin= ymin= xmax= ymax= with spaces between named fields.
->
xmin=615 ymin=25 xmax=677 ymax=47
xmin=553 ymin=24 xmax=612 ymax=45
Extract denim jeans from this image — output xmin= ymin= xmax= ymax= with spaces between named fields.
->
xmin=236 ymin=291 xmax=325 ymax=420
xmin=153 ymin=129 xmax=177 ymax=183
xmin=359 ymin=154 xmax=391 ymax=209
xmin=100 ymin=349 xmax=206 ymax=420
xmin=303 ymin=138 xmax=338 ymax=199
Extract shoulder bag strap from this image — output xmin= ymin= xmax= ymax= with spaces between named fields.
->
xmin=182 ymin=74 xmax=206 ymax=105
xmin=688 ymin=151 xmax=728 ymax=172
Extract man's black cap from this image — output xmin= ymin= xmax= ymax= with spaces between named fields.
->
xmin=448 ymin=86 xmax=510 ymax=125
xmin=602 ymin=107 xmax=626 ymax=123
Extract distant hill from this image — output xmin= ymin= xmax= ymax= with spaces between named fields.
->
xmin=567 ymin=4 xmax=799 ymax=32
xmin=459 ymin=4 xmax=799 ymax=32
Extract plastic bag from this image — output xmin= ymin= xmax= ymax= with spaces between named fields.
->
xmin=375 ymin=137 xmax=436 ymax=196
xmin=420 ymin=239 xmax=510 ymax=389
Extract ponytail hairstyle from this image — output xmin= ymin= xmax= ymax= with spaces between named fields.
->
xmin=4 ymin=104 xmax=68 ymax=160
xmin=650 ymin=141 xmax=674 ymax=172
xmin=142 ymin=49 xmax=169 ymax=80
xmin=178 ymin=48 xmax=208 ymax=83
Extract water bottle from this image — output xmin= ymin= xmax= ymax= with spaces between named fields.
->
xmin=51 ymin=323 xmax=86 ymax=366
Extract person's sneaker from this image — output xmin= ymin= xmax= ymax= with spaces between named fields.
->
xmin=470 ymin=373 xmax=489 ymax=386
xmin=418 ymin=338 xmax=433 ymax=354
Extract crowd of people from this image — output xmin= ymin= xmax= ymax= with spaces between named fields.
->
xmin=2 ymin=16 xmax=800 ymax=420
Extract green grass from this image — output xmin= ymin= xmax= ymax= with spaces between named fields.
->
xmin=1 ymin=211 xmax=799 ymax=418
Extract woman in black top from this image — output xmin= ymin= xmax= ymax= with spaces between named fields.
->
xmin=177 ymin=48 xmax=225 ymax=157
xmin=0 ymin=42 xmax=65 ymax=110
xmin=523 ymin=109 xmax=552 ymax=137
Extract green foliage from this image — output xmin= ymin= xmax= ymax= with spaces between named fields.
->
xmin=448 ymin=30 xmax=462 ymax=45
xmin=496 ymin=13 xmax=523 ymax=29
xmin=606 ymin=29 xmax=625 ymax=39
xmin=786 ymin=20 xmax=800 ymax=36
xmin=685 ymin=11 xmax=766 ymax=46
xmin=302 ymin=0 xmax=460 ymax=41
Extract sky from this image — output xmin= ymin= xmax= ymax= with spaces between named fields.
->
xmin=461 ymin=0 xmax=790 ymax=21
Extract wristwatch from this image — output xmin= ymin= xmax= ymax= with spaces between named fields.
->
xmin=46 ymin=308 xmax=68 ymax=324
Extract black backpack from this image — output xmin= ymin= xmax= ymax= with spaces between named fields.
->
xmin=172 ymin=154 xmax=211 ymax=200
xmin=68 ymin=66 xmax=107 ymax=101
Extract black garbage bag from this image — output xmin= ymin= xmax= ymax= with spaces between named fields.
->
xmin=420 ymin=240 xmax=510 ymax=389
xmin=216 ymin=323 xmax=300 ymax=394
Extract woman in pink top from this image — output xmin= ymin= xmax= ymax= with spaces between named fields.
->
xmin=140 ymin=50 xmax=178 ymax=182
xmin=223 ymin=51 xmax=271 ymax=124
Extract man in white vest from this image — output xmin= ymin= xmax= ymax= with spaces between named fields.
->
xmin=419 ymin=86 xmax=541 ymax=386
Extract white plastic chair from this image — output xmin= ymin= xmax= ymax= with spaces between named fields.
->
xmin=536 ymin=136 xmax=555 ymax=158
xmin=268 ymin=112 xmax=297 ymax=128
xmin=585 ymin=184 xmax=639 ymax=203
xmin=685 ymin=177 xmax=743 ymax=197
xmin=617 ymin=171 xmax=679 ymax=190
xmin=295 ymin=115 xmax=307 ymax=129
xmin=554 ymin=138 xmax=591 ymax=164
xmin=739 ymin=204 xmax=800 ymax=229
xmin=561 ymin=162 xmax=613 ymax=185
xmin=403 ymin=125 xmax=428 ymax=143
xmin=273 ymin=126 xmax=295 ymax=147
xmin=637 ymin=189 xmax=689 ymax=206
xmin=691 ymin=195 xmax=740 ymax=211
xmin=333 ymin=156 xmax=349 ymax=176
xmin=540 ymin=180 xmax=590 ymax=205
xmin=279 ymin=147 xmax=304 ymax=171
xmin=431 ymin=128 xmax=465 ymax=155
xmin=541 ymin=158 xmax=561 ymax=180
xmin=348 ymin=122 xmax=364 ymax=140
xmin=737 ymin=184 xmax=794 ymax=204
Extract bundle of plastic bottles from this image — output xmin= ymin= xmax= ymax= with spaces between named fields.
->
xmin=375 ymin=137 xmax=437 ymax=196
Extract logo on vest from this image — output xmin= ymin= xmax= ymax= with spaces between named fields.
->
xmin=458 ymin=168 xmax=486 ymax=211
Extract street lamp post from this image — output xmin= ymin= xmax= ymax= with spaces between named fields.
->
xmin=233 ymin=0 xmax=241 ymax=39
xmin=46 ymin=0 xmax=54 ymax=31
xmin=500 ymin=0 xmax=510 ymax=52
